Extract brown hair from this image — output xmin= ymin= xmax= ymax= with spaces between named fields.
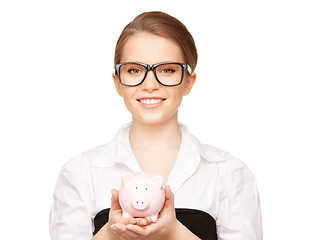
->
xmin=114 ymin=11 xmax=198 ymax=73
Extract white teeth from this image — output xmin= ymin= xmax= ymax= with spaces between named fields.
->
xmin=140 ymin=99 xmax=162 ymax=105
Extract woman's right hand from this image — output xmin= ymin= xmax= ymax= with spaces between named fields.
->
xmin=109 ymin=189 xmax=137 ymax=227
xmin=93 ymin=189 xmax=152 ymax=240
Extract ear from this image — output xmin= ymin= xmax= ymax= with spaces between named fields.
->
xmin=113 ymin=73 xmax=123 ymax=97
xmin=121 ymin=173 xmax=135 ymax=187
xmin=183 ymin=72 xmax=197 ymax=96
xmin=150 ymin=175 xmax=164 ymax=188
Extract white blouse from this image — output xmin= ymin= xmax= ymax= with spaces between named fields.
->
xmin=49 ymin=122 xmax=263 ymax=240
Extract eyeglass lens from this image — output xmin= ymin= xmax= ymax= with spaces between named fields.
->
xmin=119 ymin=63 xmax=183 ymax=86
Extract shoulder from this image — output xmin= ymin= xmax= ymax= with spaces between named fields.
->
xmin=192 ymin=134 xmax=246 ymax=168
xmin=203 ymin=143 xmax=249 ymax=170
xmin=185 ymin=126 xmax=254 ymax=178
xmin=188 ymin=128 xmax=255 ymax=176
xmin=207 ymin=145 xmax=257 ymax=193
xmin=59 ymin=123 xmax=131 ymax=173
xmin=60 ymin=142 xmax=115 ymax=175
xmin=194 ymin=138 xmax=257 ymax=188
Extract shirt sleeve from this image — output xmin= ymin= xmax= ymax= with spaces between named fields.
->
xmin=216 ymin=156 xmax=263 ymax=240
xmin=49 ymin=155 xmax=94 ymax=240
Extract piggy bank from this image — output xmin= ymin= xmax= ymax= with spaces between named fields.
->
xmin=119 ymin=172 xmax=165 ymax=222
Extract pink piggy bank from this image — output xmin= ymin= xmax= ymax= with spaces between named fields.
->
xmin=119 ymin=172 xmax=165 ymax=222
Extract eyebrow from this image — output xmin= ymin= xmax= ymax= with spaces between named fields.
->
xmin=119 ymin=60 xmax=184 ymax=65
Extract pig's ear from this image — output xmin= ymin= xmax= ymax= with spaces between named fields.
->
xmin=151 ymin=175 xmax=164 ymax=188
xmin=121 ymin=173 xmax=135 ymax=187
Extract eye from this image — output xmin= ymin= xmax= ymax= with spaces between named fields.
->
xmin=160 ymin=68 xmax=175 ymax=74
xmin=145 ymin=188 xmax=148 ymax=190
xmin=128 ymin=68 xmax=142 ymax=74
xmin=136 ymin=186 xmax=138 ymax=189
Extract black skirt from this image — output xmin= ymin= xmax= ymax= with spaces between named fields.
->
xmin=93 ymin=208 xmax=217 ymax=240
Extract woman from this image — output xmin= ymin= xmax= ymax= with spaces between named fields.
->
xmin=50 ymin=11 xmax=262 ymax=240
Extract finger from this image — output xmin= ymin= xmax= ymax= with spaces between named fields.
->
xmin=158 ymin=185 xmax=175 ymax=218
xmin=145 ymin=216 xmax=153 ymax=224
xmin=112 ymin=224 xmax=131 ymax=240
xmin=126 ymin=224 xmax=144 ymax=234
xmin=111 ymin=223 xmax=126 ymax=232
xmin=123 ymin=217 xmax=136 ymax=225
xmin=115 ymin=224 xmax=140 ymax=239
xmin=162 ymin=185 xmax=175 ymax=209
xmin=165 ymin=185 xmax=174 ymax=202
xmin=126 ymin=224 xmax=152 ymax=236
xmin=135 ymin=218 xmax=148 ymax=226
xmin=164 ymin=185 xmax=175 ymax=208
xmin=110 ymin=189 xmax=121 ymax=211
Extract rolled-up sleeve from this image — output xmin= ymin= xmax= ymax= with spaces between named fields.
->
xmin=216 ymin=156 xmax=263 ymax=240
xmin=49 ymin=155 xmax=93 ymax=240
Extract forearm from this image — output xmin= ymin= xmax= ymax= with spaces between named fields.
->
xmin=92 ymin=223 xmax=116 ymax=240
xmin=170 ymin=221 xmax=201 ymax=240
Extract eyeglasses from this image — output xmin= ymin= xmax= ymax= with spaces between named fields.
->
xmin=115 ymin=62 xmax=188 ymax=87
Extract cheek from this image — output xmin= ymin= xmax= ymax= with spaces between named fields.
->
xmin=174 ymin=94 xmax=185 ymax=110
xmin=121 ymin=89 xmax=137 ymax=110
xmin=168 ymin=89 xmax=185 ymax=105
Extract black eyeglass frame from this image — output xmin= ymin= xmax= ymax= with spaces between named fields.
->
xmin=114 ymin=62 xmax=188 ymax=87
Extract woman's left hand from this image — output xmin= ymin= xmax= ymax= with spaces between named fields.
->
xmin=111 ymin=185 xmax=178 ymax=240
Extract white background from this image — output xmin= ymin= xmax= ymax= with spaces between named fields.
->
xmin=0 ymin=0 xmax=310 ymax=239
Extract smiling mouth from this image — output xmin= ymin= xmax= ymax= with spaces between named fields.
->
xmin=137 ymin=98 xmax=166 ymax=105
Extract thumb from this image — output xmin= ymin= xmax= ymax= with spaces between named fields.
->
xmin=110 ymin=189 xmax=121 ymax=211
xmin=158 ymin=185 xmax=175 ymax=218
xmin=164 ymin=185 xmax=175 ymax=210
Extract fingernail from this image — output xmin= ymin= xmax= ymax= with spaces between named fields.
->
xmin=127 ymin=225 xmax=133 ymax=230
xmin=111 ymin=224 xmax=121 ymax=231
xmin=129 ymin=218 xmax=136 ymax=224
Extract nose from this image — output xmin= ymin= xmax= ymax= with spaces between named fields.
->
xmin=142 ymin=70 xmax=160 ymax=91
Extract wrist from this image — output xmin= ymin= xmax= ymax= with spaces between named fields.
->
xmin=92 ymin=222 xmax=116 ymax=240
xmin=170 ymin=220 xmax=201 ymax=240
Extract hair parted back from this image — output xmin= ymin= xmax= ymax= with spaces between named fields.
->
xmin=114 ymin=11 xmax=198 ymax=73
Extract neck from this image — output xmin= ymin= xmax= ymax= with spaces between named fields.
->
xmin=129 ymin=116 xmax=182 ymax=151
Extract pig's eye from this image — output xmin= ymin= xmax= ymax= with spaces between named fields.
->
xmin=145 ymin=188 xmax=148 ymax=190
xmin=136 ymin=187 xmax=138 ymax=189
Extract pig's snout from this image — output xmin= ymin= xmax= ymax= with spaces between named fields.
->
xmin=131 ymin=197 xmax=149 ymax=210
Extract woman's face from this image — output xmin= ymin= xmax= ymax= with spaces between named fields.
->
xmin=113 ymin=32 xmax=196 ymax=125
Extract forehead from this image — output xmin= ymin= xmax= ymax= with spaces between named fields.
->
xmin=121 ymin=32 xmax=185 ymax=64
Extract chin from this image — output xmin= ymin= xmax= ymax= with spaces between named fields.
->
xmin=134 ymin=117 xmax=163 ymax=126
xmin=133 ymin=112 xmax=178 ymax=126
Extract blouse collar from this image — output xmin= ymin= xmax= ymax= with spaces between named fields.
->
xmin=87 ymin=122 xmax=226 ymax=169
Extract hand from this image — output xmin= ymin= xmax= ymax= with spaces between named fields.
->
xmin=111 ymin=186 xmax=179 ymax=240
xmin=109 ymin=189 xmax=154 ymax=238
xmin=109 ymin=189 xmax=137 ymax=225
xmin=92 ymin=189 xmax=153 ymax=240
